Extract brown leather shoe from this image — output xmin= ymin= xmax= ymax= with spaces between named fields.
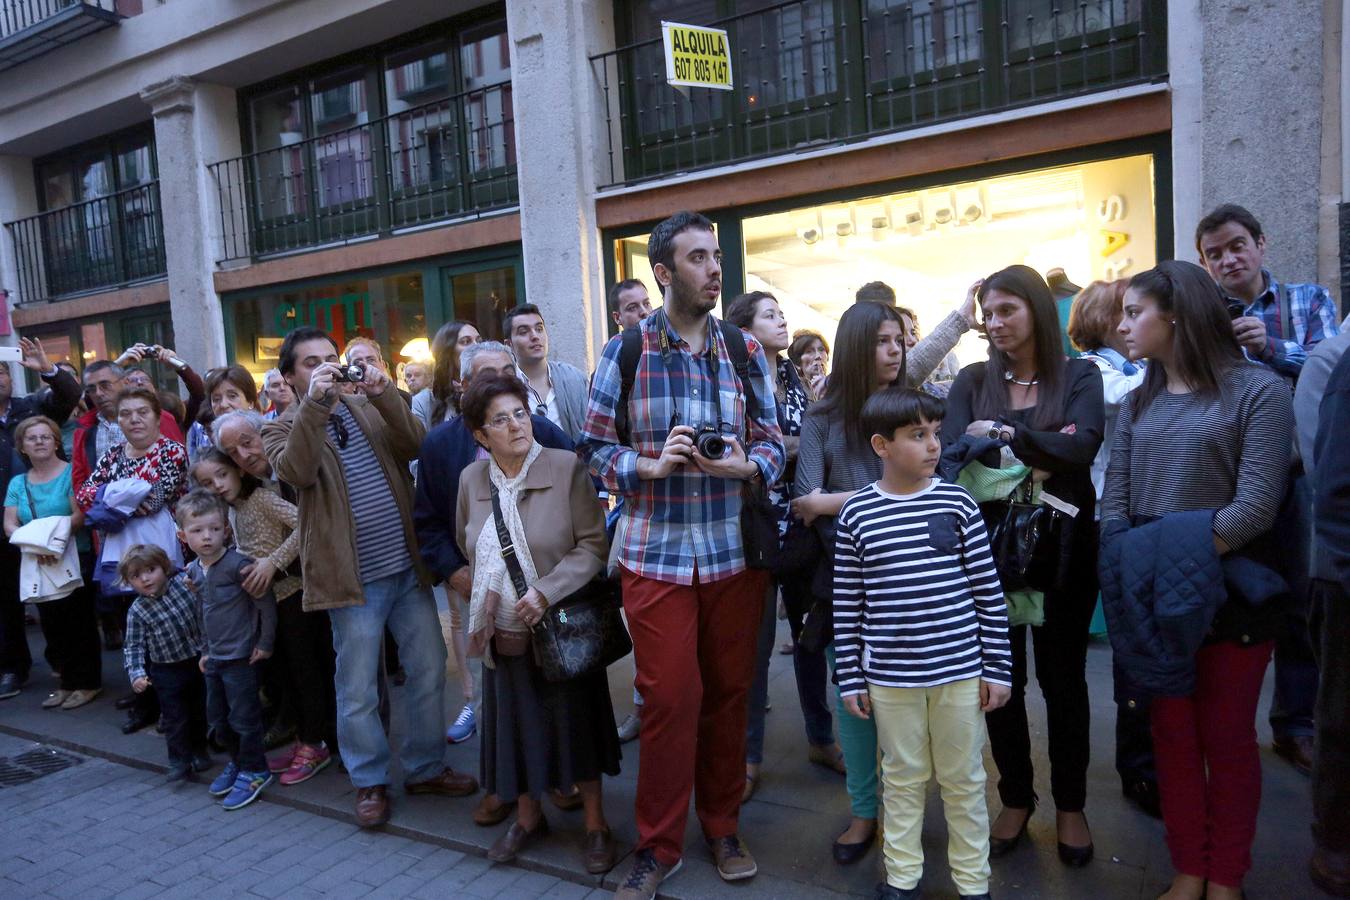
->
xmin=583 ymin=826 xmax=617 ymax=874
xmin=1273 ymin=735 xmax=1315 ymax=776
xmin=550 ymin=785 xmax=583 ymax=811
xmin=486 ymin=815 xmax=549 ymax=863
xmin=405 ymin=767 xmax=478 ymax=797
xmin=355 ymin=785 xmax=390 ymax=827
xmin=473 ymin=792 xmax=515 ymax=826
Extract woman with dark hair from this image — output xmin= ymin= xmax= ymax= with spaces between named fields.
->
xmin=789 ymin=329 xmax=830 ymax=400
xmin=725 ymin=291 xmax=840 ymax=803
xmin=1104 ymin=261 xmax=1293 ymax=900
xmin=187 ymin=366 xmax=261 ymax=464
xmin=455 ymin=373 xmax=619 ymax=874
xmin=414 ymin=321 xmax=482 ymax=430
xmin=791 ymin=300 xmax=906 ymax=863
xmin=941 ymin=265 xmax=1104 ymax=866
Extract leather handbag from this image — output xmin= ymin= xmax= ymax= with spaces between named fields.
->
xmin=492 ymin=486 xmax=632 ymax=683
xmin=978 ymin=477 xmax=1071 ymax=594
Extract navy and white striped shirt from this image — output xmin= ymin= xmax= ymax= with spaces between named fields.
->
xmin=332 ymin=403 xmax=412 ymax=583
xmin=833 ymin=479 xmax=1011 ymax=696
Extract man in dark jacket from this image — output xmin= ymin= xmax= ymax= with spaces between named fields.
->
xmin=1309 ymin=347 xmax=1350 ymax=896
xmin=0 ymin=338 xmax=85 ymax=700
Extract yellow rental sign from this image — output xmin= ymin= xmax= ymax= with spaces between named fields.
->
xmin=662 ymin=21 xmax=733 ymax=91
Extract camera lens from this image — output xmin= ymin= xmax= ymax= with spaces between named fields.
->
xmin=697 ymin=431 xmax=726 ymax=459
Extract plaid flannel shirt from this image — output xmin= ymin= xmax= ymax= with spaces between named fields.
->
xmin=123 ymin=573 xmax=204 ymax=682
xmin=580 ymin=313 xmax=785 ymax=585
xmin=1232 ymin=268 xmax=1341 ymax=378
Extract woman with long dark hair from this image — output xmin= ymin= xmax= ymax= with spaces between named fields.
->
xmin=940 ymin=265 xmax=1104 ymax=866
xmin=792 ymin=300 xmax=906 ymax=863
xmin=725 ymin=290 xmax=840 ymax=803
xmin=414 ymin=320 xmax=482 ymax=430
xmin=1104 ymin=261 xmax=1292 ymax=900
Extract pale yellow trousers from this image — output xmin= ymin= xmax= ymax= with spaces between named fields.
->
xmin=869 ymin=677 xmax=992 ymax=895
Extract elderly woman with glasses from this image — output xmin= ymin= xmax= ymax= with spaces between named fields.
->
xmin=454 ymin=372 xmax=620 ymax=875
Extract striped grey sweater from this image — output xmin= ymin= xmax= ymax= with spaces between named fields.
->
xmin=1102 ymin=362 xmax=1294 ymax=550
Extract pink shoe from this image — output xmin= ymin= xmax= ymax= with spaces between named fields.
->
xmin=267 ymin=743 xmax=297 ymax=774
xmin=279 ymin=742 xmax=332 ymax=786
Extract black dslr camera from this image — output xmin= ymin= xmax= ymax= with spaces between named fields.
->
xmin=333 ymin=363 xmax=367 ymax=383
xmin=692 ymin=424 xmax=729 ymax=460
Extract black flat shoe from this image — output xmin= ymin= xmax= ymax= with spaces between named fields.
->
xmin=1056 ymin=812 xmax=1094 ymax=867
xmin=121 ymin=714 xmax=155 ymax=735
xmin=1122 ymin=778 xmax=1162 ymax=819
xmin=832 ymin=824 xmax=877 ymax=865
xmin=989 ymin=803 xmax=1034 ymax=858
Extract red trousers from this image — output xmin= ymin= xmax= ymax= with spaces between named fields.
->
xmin=621 ymin=565 xmax=767 ymax=866
xmin=1150 ymin=640 xmax=1273 ymax=888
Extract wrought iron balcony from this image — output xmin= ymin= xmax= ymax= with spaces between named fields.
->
xmin=4 ymin=181 xmax=166 ymax=304
xmin=590 ymin=0 xmax=1167 ymax=186
xmin=209 ymin=81 xmax=517 ymax=262
xmin=0 ymin=1 xmax=123 ymax=72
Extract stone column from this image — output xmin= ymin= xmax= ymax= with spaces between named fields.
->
xmin=505 ymin=0 xmax=616 ymax=370
xmin=139 ymin=76 xmax=242 ymax=370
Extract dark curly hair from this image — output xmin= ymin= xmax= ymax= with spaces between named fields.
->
xmin=459 ymin=373 xmax=531 ymax=435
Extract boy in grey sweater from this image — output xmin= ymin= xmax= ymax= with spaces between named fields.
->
xmin=176 ymin=489 xmax=277 ymax=810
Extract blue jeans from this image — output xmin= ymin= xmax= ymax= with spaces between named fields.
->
xmin=328 ymin=570 xmax=448 ymax=788
xmin=745 ymin=582 xmax=778 ymax=766
xmin=204 ymin=657 xmax=266 ymax=773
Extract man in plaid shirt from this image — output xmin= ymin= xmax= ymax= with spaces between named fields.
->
xmin=121 ymin=544 xmax=210 ymax=782
xmin=581 ymin=211 xmax=784 ymax=899
xmin=1197 ymin=202 xmax=1342 ymax=780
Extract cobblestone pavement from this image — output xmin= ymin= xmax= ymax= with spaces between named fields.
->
xmin=0 ymin=734 xmax=598 ymax=900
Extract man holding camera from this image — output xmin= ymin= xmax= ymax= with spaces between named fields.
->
xmin=581 ymin=211 xmax=784 ymax=899
xmin=1197 ymin=203 xmax=1342 ymax=779
xmin=262 ymin=326 xmax=477 ymax=828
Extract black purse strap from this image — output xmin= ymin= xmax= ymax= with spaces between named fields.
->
xmin=490 ymin=484 xmax=530 ymax=599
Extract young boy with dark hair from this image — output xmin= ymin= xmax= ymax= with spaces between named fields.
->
xmin=833 ymin=388 xmax=1012 ymax=900
xmin=120 ymin=543 xmax=211 ymax=782
xmin=176 ymin=488 xmax=278 ymax=810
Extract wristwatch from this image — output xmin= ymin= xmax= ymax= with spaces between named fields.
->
xmin=987 ymin=427 xmax=1002 ymax=440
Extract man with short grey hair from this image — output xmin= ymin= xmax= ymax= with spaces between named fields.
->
xmin=214 ymin=409 xmax=272 ymax=481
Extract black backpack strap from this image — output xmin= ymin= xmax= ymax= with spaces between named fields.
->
xmin=614 ymin=324 xmax=644 ymax=447
xmin=717 ymin=318 xmax=759 ymax=427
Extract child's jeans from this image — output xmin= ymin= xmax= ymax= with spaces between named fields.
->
xmin=204 ymin=657 xmax=267 ymax=773
xmin=147 ymin=658 xmax=208 ymax=765
xmin=869 ymin=677 xmax=992 ymax=895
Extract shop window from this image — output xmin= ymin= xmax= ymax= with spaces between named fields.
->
xmin=224 ymin=272 xmax=428 ymax=382
xmin=739 ymin=154 xmax=1157 ymax=368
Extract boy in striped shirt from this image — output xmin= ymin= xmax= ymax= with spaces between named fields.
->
xmin=833 ymin=388 xmax=1012 ymax=900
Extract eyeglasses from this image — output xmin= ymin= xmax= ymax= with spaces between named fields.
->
xmin=328 ymin=414 xmax=350 ymax=449
xmin=484 ymin=408 xmax=530 ymax=430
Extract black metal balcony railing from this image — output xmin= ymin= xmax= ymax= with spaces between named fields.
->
xmin=0 ymin=1 xmax=122 ymax=71
xmin=210 ymin=82 xmax=517 ymax=261
xmin=590 ymin=0 xmax=1167 ymax=186
xmin=4 ymin=181 xmax=166 ymax=304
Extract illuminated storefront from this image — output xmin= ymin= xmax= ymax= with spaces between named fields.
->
xmin=220 ymin=249 xmax=523 ymax=386
xmin=608 ymin=146 xmax=1164 ymax=366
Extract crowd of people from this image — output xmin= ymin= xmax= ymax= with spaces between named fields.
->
xmin=0 ymin=203 xmax=1345 ymax=900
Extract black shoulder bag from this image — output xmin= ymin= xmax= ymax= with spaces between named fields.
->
xmin=978 ymin=475 xmax=1072 ymax=594
xmin=491 ymin=485 xmax=632 ymax=683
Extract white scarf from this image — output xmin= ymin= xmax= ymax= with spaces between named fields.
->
xmin=468 ymin=441 xmax=543 ymax=663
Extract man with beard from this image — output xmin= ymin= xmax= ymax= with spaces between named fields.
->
xmin=580 ymin=211 xmax=785 ymax=899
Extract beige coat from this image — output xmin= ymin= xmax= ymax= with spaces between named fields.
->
xmin=455 ymin=447 xmax=608 ymax=608
xmin=262 ymin=389 xmax=429 ymax=612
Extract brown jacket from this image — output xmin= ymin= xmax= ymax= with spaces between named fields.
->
xmin=455 ymin=447 xmax=608 ymax=607
xmin=262 ymin=389 xmax=429 ymax=612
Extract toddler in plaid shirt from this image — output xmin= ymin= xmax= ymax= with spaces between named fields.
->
xmin=120 ymin=544 xmax=211 ymax=783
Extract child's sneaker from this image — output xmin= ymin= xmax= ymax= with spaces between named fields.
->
xmin=267 ymin=743 xmax=297 ymax=774
xmin=221 ymin=770 xmax=273 ymax=810
xmin=279 ymin=742 xmax=332 ymax=786
xmin=208 ymin=762 xmax=239 ymax=797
